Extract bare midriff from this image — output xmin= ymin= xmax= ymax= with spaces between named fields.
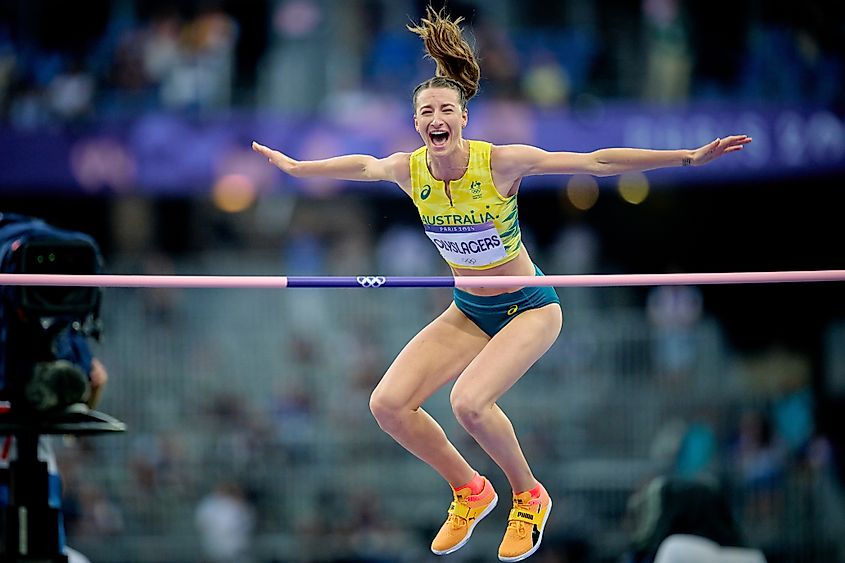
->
xmin=451 ymin=246 xmax=536 ymax=296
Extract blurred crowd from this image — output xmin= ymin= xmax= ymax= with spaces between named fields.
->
xmin=36 ymin=229 xmax=844 ymax=562
xmin=2 ymin=1 xmax=844 ymax=561
xmin=0 ymin=0 xmax=843 ymax=128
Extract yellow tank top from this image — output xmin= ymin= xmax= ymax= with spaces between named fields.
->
xmin=410 ymin=140 xmax=522 ymax=270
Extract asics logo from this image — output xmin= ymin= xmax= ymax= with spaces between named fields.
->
xmin=420 ymin=184 xmax=431 ymax=200
xmin=357 ymin=276 xmax=386 ymax=288
xmin=507 ymin=305 xmax=519 ymax=316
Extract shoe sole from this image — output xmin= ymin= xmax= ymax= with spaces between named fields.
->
xmin=497 ymin=497 xmax=552 ymax=562
xmin=431 ymin=493 xmax=499 ymax=556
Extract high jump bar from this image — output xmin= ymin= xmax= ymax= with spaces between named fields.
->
xmin=0 ymin=270 xmax=843 ymax=289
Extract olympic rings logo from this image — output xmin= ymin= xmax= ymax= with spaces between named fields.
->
xmin=356 ymin=276 xmax=386 ymax=288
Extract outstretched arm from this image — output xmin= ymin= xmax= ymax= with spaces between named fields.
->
xmin=495 ymin=135 xmax=751 ymax=178
xmin=252 ymin=141 xmax=410 ymax=186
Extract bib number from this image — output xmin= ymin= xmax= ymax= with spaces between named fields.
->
xmin=424 ymin=222 xmax=506 ymax=267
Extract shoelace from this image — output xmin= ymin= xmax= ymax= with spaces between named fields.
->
xmin=448 ymin=513 xmax=468 ymax=530
xmin=449 ymin=494 xmax=470 ymax=530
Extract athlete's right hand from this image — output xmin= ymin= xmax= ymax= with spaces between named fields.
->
xmin=252 ymin=141 xmax=297 ymax=175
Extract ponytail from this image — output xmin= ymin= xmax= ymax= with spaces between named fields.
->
xmin=408 ymin=6 xmax=481 ymax=108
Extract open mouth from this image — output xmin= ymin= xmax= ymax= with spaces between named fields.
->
xmin=429 ymin=130 xmax=450 ymax=147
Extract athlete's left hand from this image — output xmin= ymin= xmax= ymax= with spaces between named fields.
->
xmin=690 ymin=135 xmax=752 ymax=166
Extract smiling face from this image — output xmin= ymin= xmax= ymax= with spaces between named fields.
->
xmin=414 ymin=87 xmax=468 ymax=157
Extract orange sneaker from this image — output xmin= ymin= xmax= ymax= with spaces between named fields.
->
xmin=497 ymin=483 xmax=552 ymax=562
xmin=430 ymin=476 xmax=498 ymax=555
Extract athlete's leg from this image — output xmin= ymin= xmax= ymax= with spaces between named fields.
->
xmin=449 ymin=304 xmax=563 ymax=493
xmin=370 ymin=302 xmax=489 ymax=486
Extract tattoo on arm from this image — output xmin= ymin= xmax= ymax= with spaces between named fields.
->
xmin=682 ymin=157 xmax=693 ymax=166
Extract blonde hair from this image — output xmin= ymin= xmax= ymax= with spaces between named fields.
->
xmin=407 ymin=5 xmax=481 ymax=109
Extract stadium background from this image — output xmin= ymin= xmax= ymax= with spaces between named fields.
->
xmin=1 ymin=1 xmax=844 ymax=561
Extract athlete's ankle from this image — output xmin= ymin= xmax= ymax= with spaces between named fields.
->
xmin=453 ymin=471 xmax=485 ymax=495
xmin=516 ymin=482 xmax=543 ymax=499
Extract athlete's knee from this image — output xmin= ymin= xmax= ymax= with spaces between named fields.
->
xmin=368 ymin=390 xmax=394 ymax=426
xmin=369 ymin=389 xmax=408 ymax=434
xmin=450 ymin=390 xmax=489 ymax=433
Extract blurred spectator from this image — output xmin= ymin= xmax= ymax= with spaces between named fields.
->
xmin=729 ymin=409 xmax=787 ymax=527
xmin=129 ymin=431 xmax=184 ymax=493
xmin=624 ymin=475 xmax=767 ymax=563
xmin=646 ymin=284 xmax=703 ymax=381
xmin=738 ymin=346 xmax=812 ymax=403
xmin=203 ymin=392 xmax=271 ymax=477
xmin=140 ymin=253 xmax=181 ymax=326
xmin=195 ymin=480 xmax=256 ymax=563
xmin=75 ymin=482 xmax=125 ymax=537
xmin=345 ymin=487 xmax=412 ymax=562
xmin=641 ymin=0 xmax=691 ymax=103
xmin=653 ymin=535 xmax=766 ymax=563
xmin=1 ymin=0 xmax=842 ymax=124
xmin=799 ymin=432 xmax=845 ymax=557
xmin=376 ymin=225 xmax=439 ymax=276
xmin=649 ymin=411 xmax=718 ymax=479
xmin=141 ymin=10 xmax=182 ymax=87
xmin=283 ymin=231 xmax=327 ymax=275
xmin=47 ymin=59 xmax=95 ymax=121
xmin=8 ymin=87 xmax=49 ymax=129
xmin=771 ymin=387 xmax=815 ymax=454
xmin=550 ymin=223 xmax=600 ymax=275
xmin=270 ymin=377 xmax=317 ymax=462
xmin=472 ymin=11 xmax=521 ymax=100
xmin=65 ymin=547 xmax=93 ymax=563
xmin=549 ymin=223 xmax=600 ymax=310
xmin=327 ymin=229 xmax=373 ymax=275
xmin=674 ymin=418 xmax=718 ymax=478
xmin=160 ymin=8 xmax=237 ymax=111
xmin=0 ymin=26 xmax=14 ymax=107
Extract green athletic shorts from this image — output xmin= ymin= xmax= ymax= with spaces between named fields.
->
xmin=453 ymin=265 xmax=561 ymax=337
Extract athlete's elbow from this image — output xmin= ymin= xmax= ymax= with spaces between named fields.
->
xmin=590 ymin=160 xmax=617 ymax=177
xmin=360 ymin=163 xmax=375 ymax=181
xmin=360 ymin=156 xmax=382 ymax=181
xmin=583 ymin=152 xmax=612 ymax=177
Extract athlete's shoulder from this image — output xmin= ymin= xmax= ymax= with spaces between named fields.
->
xmin=382 ymin=151 xmax=412 ymax=187
xmin=385 ymin=150 xmax=413 ymax=165
xmin=490 ymin=143 xmax=534 ymax=159
xmin=490 ymin=143 xmax=542 ymax=176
